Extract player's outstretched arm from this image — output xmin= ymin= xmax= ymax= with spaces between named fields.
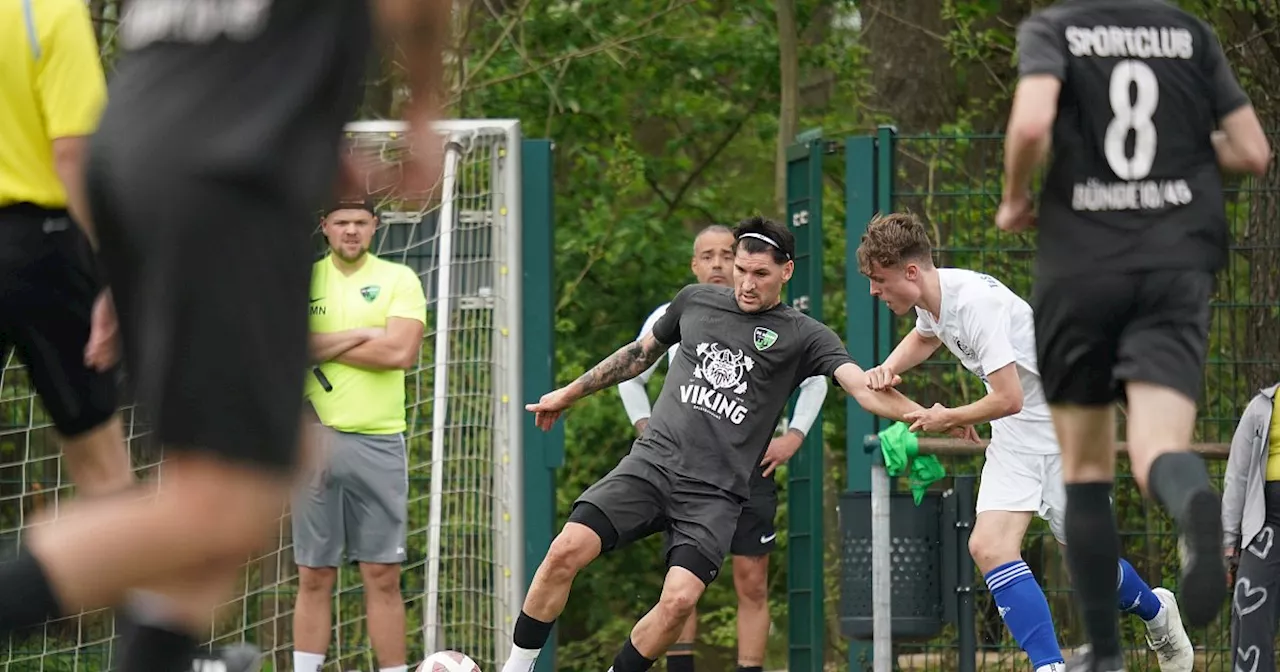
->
xmin=526 ymin=332 xmax=670 ymax=430
xmin=905 ymin=362 xmax=1023 ymax=434
xmin=866 ymin=330 xmax=943 ymax=390
xmin=833 ymin=362 xmax=926 ymax=423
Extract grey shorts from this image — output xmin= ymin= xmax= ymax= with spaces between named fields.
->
xmin=292 ymin=428 xmax=409 ymax=567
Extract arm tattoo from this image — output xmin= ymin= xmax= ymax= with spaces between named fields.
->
xmin=574 ymin=338 xmax=667 ymax=396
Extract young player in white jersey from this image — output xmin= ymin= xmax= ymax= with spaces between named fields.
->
xmin=617 ymin=225 xmax=827 ymax=672
xmin=856 ymin=213 xmax=1194 ymax=672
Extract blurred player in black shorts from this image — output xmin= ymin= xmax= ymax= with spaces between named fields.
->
xmin=998 ymin=1 xmax=1270 ymax=670
xmin=0 ymin=1 xmax=449 ymax=671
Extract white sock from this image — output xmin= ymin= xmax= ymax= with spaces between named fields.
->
xmin=294 ymin=651 xmax=325 ymax=672
xmin=501 ymin=644 xmax=542 ymax=672
xmin=379 ymin=666 xmax=409 ymax=672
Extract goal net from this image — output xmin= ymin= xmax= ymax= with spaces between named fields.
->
xmin=0 ymin=119 xmax=526 ymax=672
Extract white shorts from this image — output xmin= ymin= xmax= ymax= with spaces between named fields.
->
xmin=974 ymin=446 xmax=1066 ymax=543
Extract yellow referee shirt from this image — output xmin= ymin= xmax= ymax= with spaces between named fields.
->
xmin=0 ymin=0 xmax=107 ymax=208
xmin=306 ymin=253 xmax=428 ymax=435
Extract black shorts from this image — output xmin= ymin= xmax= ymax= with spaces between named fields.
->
xmin=85 ymin=154 xmax=316 ymax=474
xmin=730 ymin=471 xmax=778 ymax=557
xmin=569 ymin=455 xmax=742 ymax=585
xmin=0 ymin=204 xmax=117 ymax=437
xmin=1033 ymin=269 xmax=1213 ymax=406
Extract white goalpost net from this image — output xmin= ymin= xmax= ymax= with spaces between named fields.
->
xmin=0 ymin=119 xmax=526 ymax=672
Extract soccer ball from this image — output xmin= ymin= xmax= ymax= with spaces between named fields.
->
xmin=416 ymin=650 xmax=481 ymax=672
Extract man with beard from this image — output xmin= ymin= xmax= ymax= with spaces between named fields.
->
xmin=292 ymin=200 xmax=427 ymax=672
xmin=617 ymin=224 xmax=828 ymax=672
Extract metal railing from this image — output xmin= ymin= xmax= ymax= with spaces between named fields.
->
xmin=852 ymin=436 xmax=1232 ymax=672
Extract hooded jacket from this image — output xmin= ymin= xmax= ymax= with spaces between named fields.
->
xmin=1222 ymin=383 xmax=1280 ymax=551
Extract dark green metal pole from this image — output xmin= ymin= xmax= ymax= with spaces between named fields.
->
xmin=785 ymin=136 xmax=826 ymax=672
xmin=873 ymin=126 xmax=897 ymax=388
xmin=843 ymin=135 xmax=877 ymax=671
xmin=520 ymin=139 xmax=562 ymax=672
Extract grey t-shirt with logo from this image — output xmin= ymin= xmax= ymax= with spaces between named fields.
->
xmin=636 ymin=284 xmax=853 ymax=499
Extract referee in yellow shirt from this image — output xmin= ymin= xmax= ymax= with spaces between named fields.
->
xmin=293 ymin=201 xmax=427 ymax=672
xmin=0 ymin=0 xmax=131 ymax=494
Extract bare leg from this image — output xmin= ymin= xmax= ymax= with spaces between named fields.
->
xmin=667 ymin=606 xmax=697 ymax=671
xmin=500 ymin=523 xmax=602 ymax=672
xmin=732 ymin=555 xmax=769 ymax=670
xmin=60 ymin=415 xmax=133 ymax=497
xmin=625 ymin=567 xmax=707 ymax=665
xmin=361 ymin=562 xmax=406 ymax=669
xmin=1124 ymin=381 xmax=1224 ymax=627
xmin=293 ymin=567 xmax=336 ymax=659
xmin=25 ymin=451 xmax=293 ymax=615
xmin=971 ymin=511 xmax=1063 ymax=670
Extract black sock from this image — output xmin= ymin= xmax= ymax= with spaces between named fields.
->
xmin=0 ymin=547 xmax=63 ymax=634
xmin=610 ymin=637 xmax=655 ymax=672
xmin=667 ymin=651 xmax=694 ymax=672
xmin=1064 ymin=482 xmax=1122 ymax=659
xmin=113 ymin=617 xmax=197 ymax=672
xmin=737 ymin=666 xmax=763 ymax=672
xmin=1148 ymin=451 xmax=1212 ymax=522
xmin=513 ymin=610 xmax=556 ymax=650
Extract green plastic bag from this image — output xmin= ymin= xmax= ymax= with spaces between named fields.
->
xmin=878 ymin=421 xmax=946 ymax=505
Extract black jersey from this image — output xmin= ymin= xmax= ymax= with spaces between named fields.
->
xmin=1017 ymin=0 xmax=1250 ymax=279
xmin=97 ymin=0 xmax=372 ymax=209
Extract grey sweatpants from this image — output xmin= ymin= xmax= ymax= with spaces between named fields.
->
xmin=292 ymin=428 xmax=409 ymax=567
xmin=1231 ymin=483 xmax=1280 ymax=672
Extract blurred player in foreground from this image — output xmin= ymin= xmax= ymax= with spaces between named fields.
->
xmin=617 ymin=224 xmax=828 ymax=672
xmin=1 ymin=0 xmax=131 ymax=497
xmin=293 ymin=202 xmax=427 ymax=672
xmin=999 ymin=1 xmax=1270 ymax=669
xmin=0 ymin=1 xmax=448 ymax=671
xmin=859 ymin=212 xmax=1194 ymax=672
xmin=503 ymin=216 xmax=970 ymax=672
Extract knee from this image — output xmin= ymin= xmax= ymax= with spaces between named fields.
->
xmin=658 ymin=581 xmax=703 ymax=624
xmin=542 ymin=524 xmax=602 ymax=578
xmin=733 ymin=557 xmax=769 ymax=608
xmin=298 ymin=566 xmax=337 ymax=595
xmin=968 ymin=529 xmax=1020 ymax=574
xmin=360 ymin=563 xmax=403 ymax=596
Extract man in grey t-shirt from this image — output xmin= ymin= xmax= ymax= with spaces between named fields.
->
xmin=498 ymin=216 xmax=963 ymax=672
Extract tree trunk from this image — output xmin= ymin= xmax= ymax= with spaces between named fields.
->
xmin=774 ymin=0 xmax=799 ymax=221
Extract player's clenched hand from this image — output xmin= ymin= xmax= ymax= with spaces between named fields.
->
xmin=761 ymin=430 xmax=804 ymax=478
xmin=904 ymin=403 xmax=955 ymax=433
xmin=948 ymin=425 xmax=980 ymax=444
xmin=864 ymin=365 xmax=902 ymax=391
xmin=995 ymin=193 xmax=1036 ymax=233
xmin=525 ymin=387 xmax=576 ymax=431
xmin=84 ymin=289 xmax=120 ymax=372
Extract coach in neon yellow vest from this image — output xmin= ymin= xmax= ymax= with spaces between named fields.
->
xmin=293 ymin=201 xmax=427 ymax=672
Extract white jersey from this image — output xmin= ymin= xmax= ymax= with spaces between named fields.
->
xmin=913 ymin=269 xmax=1057 ymax=455
xmin=618 ymin=299 xmax=828 ymax=437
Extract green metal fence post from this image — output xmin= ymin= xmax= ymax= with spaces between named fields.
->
xmin=786 ymin=135 xmax=826 ymax=672
xmin=873 ymin=126 xmax=897 ymax=381
xmin=521 ymin=139 xmax=562 ymax=672
xmin=843 ymin=135 xmax=877 ymax=671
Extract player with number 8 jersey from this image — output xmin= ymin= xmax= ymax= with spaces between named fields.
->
xmin=1000 ymin=1 xmax=1271 ymax=671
